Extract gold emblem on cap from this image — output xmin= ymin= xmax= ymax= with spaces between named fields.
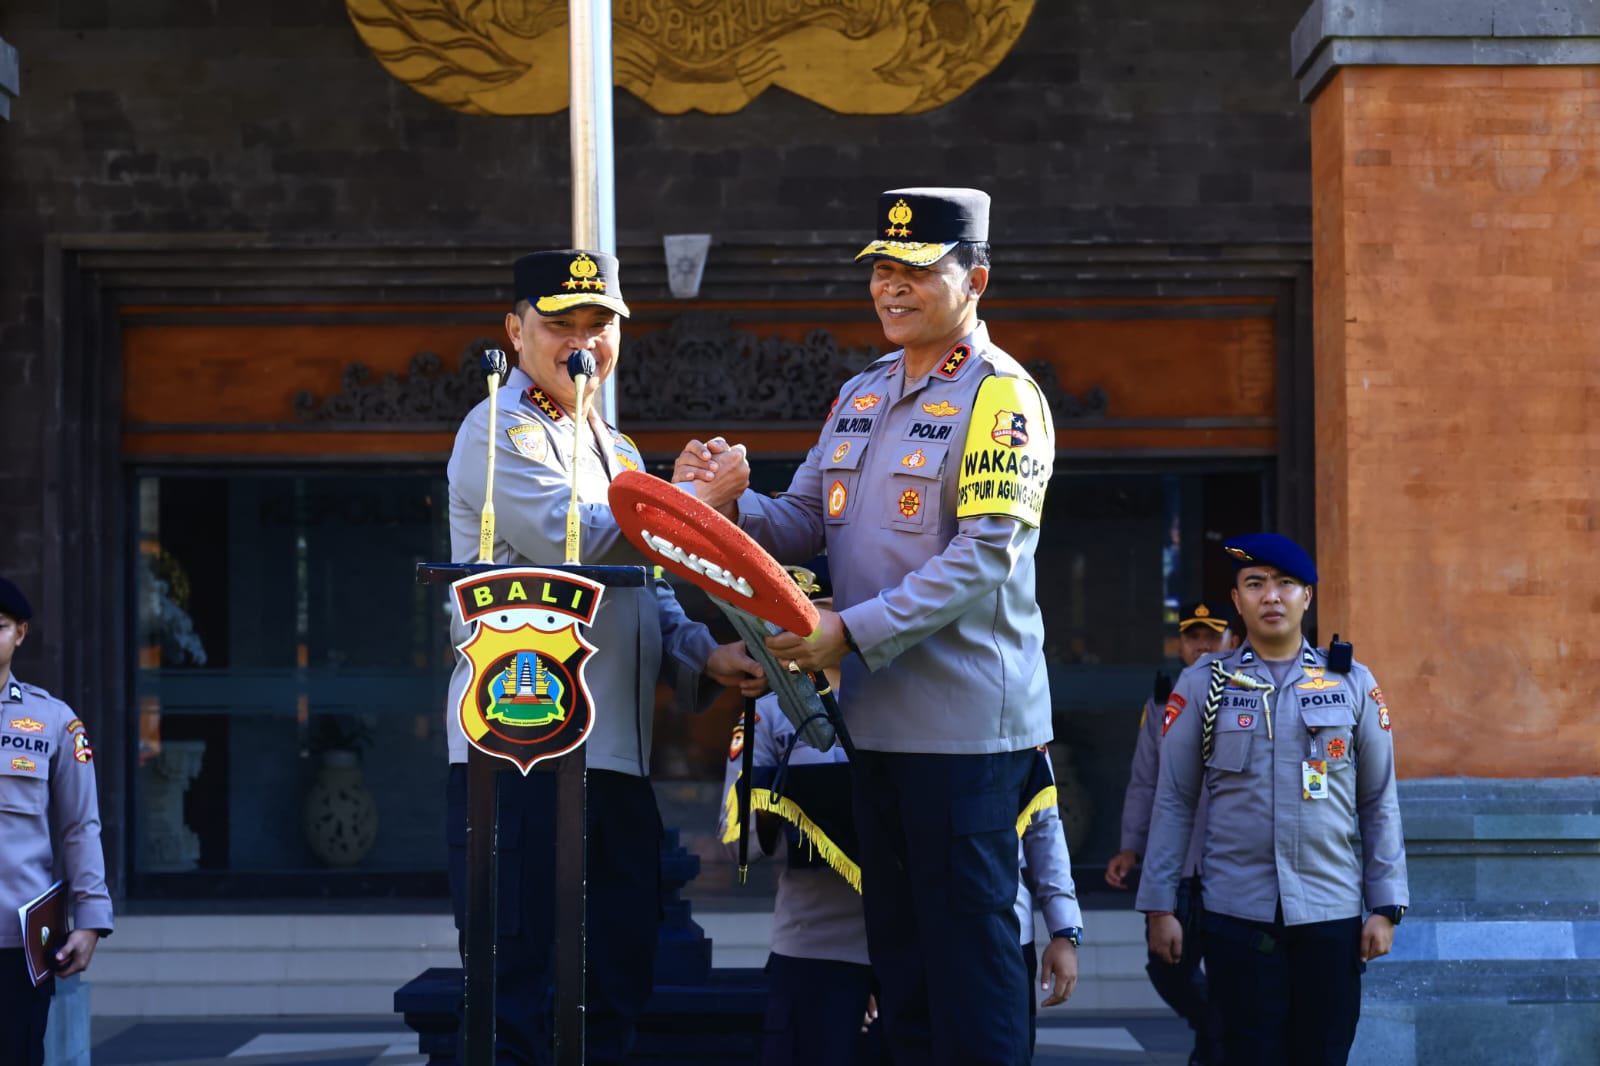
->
xmin=885 ymin=198 xmax=913 ymax=238
xmin=1194 ymin=605 xmax=1210 ymax=618
xmin=561 ymin=253 xmax=605 ymax=292
xmin=1224 ymin=546 xmax=1253 ymax=562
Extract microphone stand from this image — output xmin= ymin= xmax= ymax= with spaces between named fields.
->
xmin=553 ymin=349 xmax=596 ymax=1066
xmin=464 ymin=348 xmax=507 ymax=1066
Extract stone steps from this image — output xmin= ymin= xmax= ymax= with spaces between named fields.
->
xmin=88 ymin=907 xmax=1164 ymax=1016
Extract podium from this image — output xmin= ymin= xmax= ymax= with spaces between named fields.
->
xmin=417 ymin=560 xmax=646 ymax=1066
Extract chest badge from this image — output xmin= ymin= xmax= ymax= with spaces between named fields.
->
xmin=901 ymin=448 xmax=927 ymax=469
xmin=8 ymin=717 xmax=44 ymax=734
xmin=1237 ymin=713 xmax=1254 ymax=729
xmin=851 ymin=393 xmax=881 ymax=412
xmin=1297 ymin=668 xmax=1341 ymax=692
xmin=922 ymin=400 xmax=961 ymax=417
xmin=990 ymin=410 xmax=1029 ymax=447
xmin=827 ymin=480 xmax=848 ymax=518
xmin=10 ymin=756 xmax=37 ymax=773
xmin=1326 ymin=737 xmax=1347 ymax=759
xmin=831 ymin=441 xmax=852 ymax=463
xmin=898 ymin=488 xmax=922 ymax=518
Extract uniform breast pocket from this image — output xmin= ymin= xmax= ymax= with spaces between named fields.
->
xmin=0 ymin=755 xmax=51 ymax=815
xmin=1205 ymin=716 xmax=1255 ymax=774
xmin=882 ymin=443 xmax=947 ymax=532
xmin=1302 ymin=705 xmax=1357 ymax=768
xmin=820 ymin=441 xmax=868 ymax=525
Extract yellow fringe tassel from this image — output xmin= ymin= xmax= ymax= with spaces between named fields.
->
xmin=721 ymin=778 xmax=863 ymax=893
xmin=1015 ymin=785 xmax=1059 ymax=837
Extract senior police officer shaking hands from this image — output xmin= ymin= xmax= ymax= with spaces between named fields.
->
xmin=443 ymin=250 xmax=763 ymax=1065
xmin=677 ymin=188 xmax=1059 ymax=1066
xmin=0 ymin=578 xmax=113 ymax=1066
xmin=1136 ymin=534 xmax=1408 ymax=1066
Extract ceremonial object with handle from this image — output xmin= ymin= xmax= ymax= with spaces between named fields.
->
xmin=565 ymin=350 xmax=596 ymax=564
xmin=477 ymin=348 xmax=508 ymax=564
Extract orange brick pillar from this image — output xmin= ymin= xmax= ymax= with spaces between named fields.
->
xmin=1295 ymin=6 xmax=1600 ymax=781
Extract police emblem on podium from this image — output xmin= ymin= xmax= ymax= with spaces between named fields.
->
xmin=451 ymin=567 xmax=605 ymax=774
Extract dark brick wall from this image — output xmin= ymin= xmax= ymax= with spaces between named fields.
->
xmin=0 ymin=0 xmax=1311 ymax=688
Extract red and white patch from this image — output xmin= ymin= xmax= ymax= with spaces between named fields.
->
xmin=1379 ymin=707 xmax=1392 ymax=732
xmin=1161 ymin=692 xmax=1186 ymax=735
xmin=1237 ymin=713 xmax=1254 ymax=729
xmin=827 ymin=480 xmax=848 ymax=518
xmin=898 ymin=488 xmax=921 ymax=517
xmin=74 ymin=733 xmax=94 ymax=763
xmin=728 ymin=725 xmax=745 ymax=762
xmin=1369 ymin=686 xmax=1386 ymax=707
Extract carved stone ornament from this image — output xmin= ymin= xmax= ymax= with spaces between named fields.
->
xmin=617 ymin=312 xmax=874 ymax=423
xmin=294 ymin=342 xmax=501 ymax=423
xmin=1026 ymin=359 xmax=1108 ymax=421
xmin=345 ymin=0 xmax=1038 ymax=116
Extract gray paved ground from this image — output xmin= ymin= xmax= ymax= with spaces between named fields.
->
xmin=89 ymin=1011 xmax=1196 ymax=1065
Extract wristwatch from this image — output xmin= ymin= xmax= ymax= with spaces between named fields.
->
xmin=1050 ymin=926 xmax=1083 ymax=947
xmin=1371 ymin=905 xmax=1406 ymax=926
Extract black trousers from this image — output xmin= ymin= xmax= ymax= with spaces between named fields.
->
xmin=1145 ymin=876 xmax=1223 ymax=1065
xmin=851 ymin=748 xmax=1035 ymax=1066
xmin=1200 ymin=908 xmax=1364 ymax=1066
xmin=0 ymin=949 xmax=52 ymax=1066
xmin=759 ymin=953 xmax=885 ymax=1066
xmin=447 ymin=765 xmax=663 ymax=1066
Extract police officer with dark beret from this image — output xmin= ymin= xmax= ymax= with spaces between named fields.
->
xmin=0 ymin=578 xmax=114 ymax=1066
xmin=1137 ymin=534 xmax=1409 ymax=1066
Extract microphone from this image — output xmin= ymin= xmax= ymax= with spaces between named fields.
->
xmin=564 ymin=350 xmax=598 ymax=564
xmin=477 ymin=349 xmax=509 ymax=564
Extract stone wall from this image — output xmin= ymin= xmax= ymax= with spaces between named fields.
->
xmin=0 ymin=0 xmax=1314 ymax=690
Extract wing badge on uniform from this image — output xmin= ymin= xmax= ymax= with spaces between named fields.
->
xmin=450 ymin=567 xmax=605 ymax=774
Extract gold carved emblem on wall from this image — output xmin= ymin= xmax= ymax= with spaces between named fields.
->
xmin=345 ymin=0 xmax=1036 ymax=115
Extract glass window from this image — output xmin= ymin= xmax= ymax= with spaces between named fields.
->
xmin=130 ymin=470 xmax=454 ymax=887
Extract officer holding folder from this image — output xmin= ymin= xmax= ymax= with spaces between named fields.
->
xmin=0 ymin=577 xmax=113 ymax=1066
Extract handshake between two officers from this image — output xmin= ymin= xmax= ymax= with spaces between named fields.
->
xmin=672 ymin=436 xmax=852 ymax=678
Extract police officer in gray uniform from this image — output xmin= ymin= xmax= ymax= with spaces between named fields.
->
xmin=678 ymin=188 xmax=1056 ymax=1065
xmin=1106 ymin=600 xmax=1232 ymax=1066
xmin=1136 ymin=534 xmax=1409 ymax=1066
xmin=443 ymin=250 xmax=762 ymax=1065
xmin=0 ymin=578 xmax=113 ymax=1066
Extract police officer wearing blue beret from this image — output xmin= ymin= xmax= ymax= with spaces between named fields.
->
xmin=0 ymin=578 xmax=114 ymax=1066
xmin=1136 ymin=534 xmax=1409 ymax=1066
xmin=676 ymin=188 xmax=1059 ymax=1065
xmin=442 ymin=251 xmax=763 ymax=1065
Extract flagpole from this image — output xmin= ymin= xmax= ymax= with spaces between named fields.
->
xmin=554 ymin=4 xmax=615 ymax=1064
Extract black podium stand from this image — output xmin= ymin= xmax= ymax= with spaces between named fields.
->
xmin=418 ymin=561 xmax=646 ymax=1066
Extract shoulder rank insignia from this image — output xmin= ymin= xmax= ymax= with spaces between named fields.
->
xmin=524 ymin=387 xmax=567 ymax=423
xmin=936 ymin=345 xmax=971 ymax=379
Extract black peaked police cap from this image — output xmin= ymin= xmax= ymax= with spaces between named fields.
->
xmin=855 ymin=187 xmax=990 ymax=267
xmin=513 ymin=249 xmax=631 ymax=318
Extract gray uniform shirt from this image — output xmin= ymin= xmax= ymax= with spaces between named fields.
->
xmin=1118 ymin=696 xmax=1205 ymax=877
xmin=736 ymin=322 xmax=1054 ymax=754
xmin=0 ymin=678 xmax=114 ymax=947
xmin=1135 ymin=641 xmax=1410 ymax=925
xmin=1015 ymin=757 xmax=1083 ymax=944
xmin=445 ymin=366 xmax=718 ymax=774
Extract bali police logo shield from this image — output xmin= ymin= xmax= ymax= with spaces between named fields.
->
xmin=451 ymin=568 xmax=605 ymax=774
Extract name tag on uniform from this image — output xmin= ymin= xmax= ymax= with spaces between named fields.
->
xmin=1302 ymin=760 xmax=1328 ymax=800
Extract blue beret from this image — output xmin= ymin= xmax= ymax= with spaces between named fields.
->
xmin=1222 ymin=533 xmax=1318 ymax=586
xmin=0 ymin=577 xmax=33 ymax=622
